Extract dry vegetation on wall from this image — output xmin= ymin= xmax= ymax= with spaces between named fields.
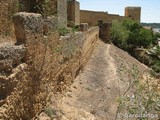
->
xmin=0 ymin=0 xmax=19 ymax=37
xmin=0 ymin=32 xmax=79 ymax=119
xmin=0 ymin=26 xmax=98 ymax=119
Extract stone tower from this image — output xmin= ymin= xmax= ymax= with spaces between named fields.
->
xmin=125 ymin=6 xmax=141 ymax=23
xmin=67 ymin=0 xmax=80 ymax=25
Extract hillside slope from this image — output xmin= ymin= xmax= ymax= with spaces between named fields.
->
xmin=37 ymin=39 xmax=149 ymax=120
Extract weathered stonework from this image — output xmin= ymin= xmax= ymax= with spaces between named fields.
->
xmin=80 ymin=6 xmax=141 ymax=26
xmin=0 ymin=0 xmax=19 ymax=36
xmin=80 ymin=23 xmax=88 ymax=32
xmin=13 ymin=12 xmax=43 ymax=45
xmin=99 ymin=22 xmax=112 ymax=42
xmin=125 ymin=6 xmax=141 ymax=23
xmin=80 ymin=10 xmax=126 ymax=26
xmin=57 ymin=0 xmax=67 ymax=27
xmin=18 ymin=0 xmax=67 ymax=27
xmin=0 ymin=43 xmax=26 ymax=72
xmin=67 ymin=0 xmax=80 ymax=25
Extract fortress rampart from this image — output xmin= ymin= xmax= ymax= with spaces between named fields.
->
xmin=80 ymin=10 xmax=126 ymax=26
xmin=0 ymin=0 xmax=141 ymax=119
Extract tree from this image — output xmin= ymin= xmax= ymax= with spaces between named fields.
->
xmin=110 ymin=20 xmax=129 ymax=50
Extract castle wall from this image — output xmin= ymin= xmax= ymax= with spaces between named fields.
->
xmin=107 ymin=14 xmax=126 ymax=22
xmin=80 ymin=10 xmax=108 ymax=26
xmin=0 ymin=0 xmax=19 ymax=37
xmin=80 ymin=10 xmax=126 ymax=26
xmin=0 ymin=0 xmax=67 ymax=37
xmin=0 ymin=12 xmax=99 ymax=119
xmin=67 ymin=0 xmax=80 ymax=25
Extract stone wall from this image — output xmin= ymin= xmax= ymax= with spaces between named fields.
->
xmin=80 ymin=10 xmax=126 ymax=26
xmin=67 ymin=0 xmax=80 ymax=25
xmin=0 ymin=0 xmax=67 ymax=37
xmin=0 ymin=0 xmax=19 ymax=36
xmin=99 ymin=22 xmax=112 ymax=42
xmin=0 ymin=12 xmax=99 ymax=119
xmin=57 ymin=0 xmax=67 ymax=27
xmin=80 ymin=10 xmax=108 ymax=26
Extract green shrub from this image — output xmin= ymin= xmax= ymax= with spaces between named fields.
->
xmin=58 ymin=27 xmax=71 ymax=36
xmin=110 ymin=20 xmax=129 ymax=50
xmin=116 ymin=66 xmax=159 ymax=120
xmin=111 ymin=19 xmax=156 ymax=52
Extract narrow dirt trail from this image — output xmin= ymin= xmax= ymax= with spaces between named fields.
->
xmin=54 ymin=40 xmax=123 ymax=120
xmin=51 ymin=40 xmax=148 ymax=120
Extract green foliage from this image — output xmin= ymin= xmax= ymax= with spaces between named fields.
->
xmin=111 ymin=19 xmax=156 ymax=53
xmin=149 ymin=46 xmax=160 ymax=73
xmin=58 ymin=26 xmax=79 ymax=36
xmin=111 ymin=19 xmax=160 ymax=74
xmin=141 ymin=23 xmax=160 ymax=28
xmin=58 ymin=27 xmax=71 ymax=36
xmin=117 ymin=66 xmax=160 ymax=120
xmin=155 ymin=32 xmax=160 ymax=38
xmin=110 ymin=20 xmax=129 ymax=50
xmin=151 ymin=60 xmax=160 ymax=73
xmin=44 ymin=107 xmax=57 ymax=119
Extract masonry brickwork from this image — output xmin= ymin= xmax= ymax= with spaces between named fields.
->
xmin=125 ymin=6 xmax=141 ymax=23
xmin=80 ymin=10 xmax=126 ymax=26
xmin=67 ymin=0 xmax=80 ymax=25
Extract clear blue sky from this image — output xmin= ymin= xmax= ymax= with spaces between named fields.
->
xmin=78 ymin=0 xmax=160 ymax=23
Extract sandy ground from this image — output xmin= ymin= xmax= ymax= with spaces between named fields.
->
xmin=50 ymin=40 xmax=148 ymax=120
xmin=38 ymin=39 xmax=148 ymax=120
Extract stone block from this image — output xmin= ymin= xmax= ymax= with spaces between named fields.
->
xmin=13 ymin=12 xmax=43 ymax=45
xmin=80 ymin=23 xmax=88 ymax=32
xmin=43 ymin=16 xmax=58 ymax=35
xmin=0 ymin=43 xmax=26 ymax=72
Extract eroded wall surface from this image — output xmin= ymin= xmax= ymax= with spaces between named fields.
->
xmin=0 ymin=12 xmax=99 ymax=119
xmin=57 ymin=0 xmax=67 ymax=27
xmin=0 ymin=0 xmax=19 ymax=37
xmin=125 ymin=7 xmax=141 ymax=23
xmin=67 ymin=0 xmax=80 ymax=25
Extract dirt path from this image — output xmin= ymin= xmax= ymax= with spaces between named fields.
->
xmin=49 ymin=39 xmax=147 ymax=120
xmin=40 ymin=39 xmax=148 ymax=120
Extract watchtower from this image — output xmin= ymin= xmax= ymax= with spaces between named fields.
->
xmin=67 ymin=0 xmax=80 ymax=25
xmin=125 ymin=7 xmax=141 ymax=23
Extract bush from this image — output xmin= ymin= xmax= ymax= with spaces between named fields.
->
xmin=110 ymin=20 xmax=129 ymax=50
xmin=111 ymin=19 xmax=156 ymax=52
xmin=58 ymin=27 xmax=71 ymax=36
